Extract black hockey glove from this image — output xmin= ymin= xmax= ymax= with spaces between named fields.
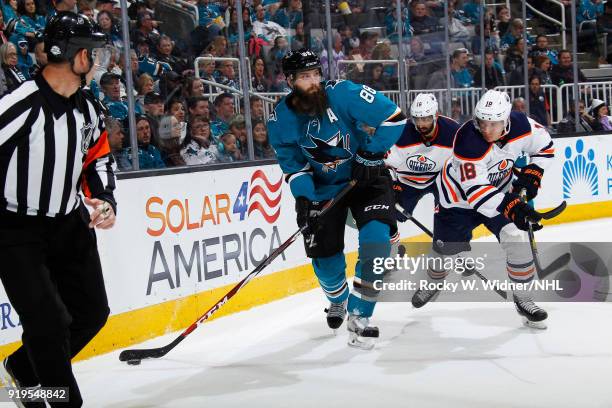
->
xmin=512 ymin=164 xmax=544 ymax=201
xmin=498 ymin=193 xmax=543 ymax=232
xmin=393 ymin=182 xmax=409 ymax=223
xmin=295 ymin=197 xmax=325 ymax=235
xmin=352 ymin=150 xmax=387 ymax=188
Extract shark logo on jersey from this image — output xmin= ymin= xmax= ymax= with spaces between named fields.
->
xmin=302 ymin=132 xmax=352 ymax=172
xmin=405 ymin=155 xmax=436 ymax=172
xmin=325 ymin=79 xmax=344 ymax=89
xmin=488 ymin=158 xmax=514 ymax=187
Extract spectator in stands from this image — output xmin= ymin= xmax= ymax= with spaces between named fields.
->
xmin=0 ymin=8 xmax=8 ymax=46
xmin=215 ymin=59 xmax=239 ymax=90
xmin=384 ymin=5 xmax=411 ymax=44
xmin=197 ymin=0 xmax=223 ymax=40
xmin=181 ymin=115 xmax=219 ymax=165
xmin=550 ymin=49 xmax=587 ymax=85
xmin=406 ymin=36 xmax=439 ymax=89
xmin=445 ymin=2 xmax=471 ymax=47
xmin=371 ymin=42 xmax=397 ymax=86
xmin=557 ymin=99 xmax=594 ymax=132
xmin=461 ymin=0 xmax=481 ymax=24
xmin=428 ymin=48 xmax=473 ymax=89
xmin=1 ymin=42 xmax=26 ymax=93
xmin=211 ymin=92 xmax=235 ymax=141
xmin=29 ymin=37 xmax=46 ymax=77
xmin=528 ymin=75 xmax=550 ymax=126
xmin=269 ymin=35 xmax=290 ymax=76
xmin=132 ymin=11 xmax=161 ymax=52
xmin=507 ymin=55 xmax=534 ymax=86
xmin=135 ymin=115 xmax=166 ymax=169
xmin=475 ymin=49 xmax=505 ymax=89
xmin=450 ymin=98 xmax=470 ymax=123
xmin=188 ymin=96 xmax=210 ymax=120
xmin=252 ymin=119 xmax=275 ymax=159
xmin=106 ymin=117 xmax=132 ymax=171
xmin=272 ymin=0 xmax=302 ymax=29
xmin=511 ymin=97 xmax=526 ymax=113
xmin=144 ymin=91 xmax=164 ymax=130
xmin=228 ymin=6 xmax=253 ymax=49
xmin=320 ymin=32 xmax=345 ymax=79
xmin=410 ymin=1 xmax=439 ymax=35
xmin=501 ymin=18 xmax=531 ymax=51
xmin=97 ymin=10 xmax=122 ymax=49
xmin=216 ymin=132 xmax=243 ymax=162
xmin=158 ymin=70 xmax=184 ymax=100
xmin=158 ymin=115 xmax=187 ymax=167
xmin=135 ymin=73 xmax=155 ymax=111
xmin=503 ymin=37 xmax=526 ymax=74
xmin=208 ymin=36 xmax=229 ymax=58
xmin=229 ymin=114 xmax=248 ymax=158
xmin=597 ymin=0 xmax=612 ymax=42
xmin=354 ymin=31 xmax=378 ymax=60
xmin=252 ymin=4 xmax=286 ymax=44
xmin=181 ymin=77 xmax=203 ymax=100
xmin=472 ymin=19 xmax=500 ymax=56
xmin=533 ymin=55 xmax=553 ymax=85
xmin=2 ymin=0 xmax=17 ymax=21
xmin=15 ymin=39 xmax=33 ymax=79
xmin=496 ymin=5 xmax=511 ymax=37
xmin=589 ymin=98 xmax=612 ymax=130
xmin=197 ymin=54 xmax=219 ymax=94
xmin=101 ymin=72 xmax=143 ymax=120
xmin=14 ymin=0 xmax=45 ymax=46
xmin=167 ymin=98 xmax=187 ymax=125
xmin=290 ymin=21 xmax=305 ymax=50
xmin=339 ymin=24 xmax=359 ymax=56
xmin=251 ymin=56 xmax=271 ymax=92
xmin=577 ymin=0 xmax=604 ymax=25
xmin=250 ymin=97 xmax=265 ymax=121
xmin=362 ymin=63 xmax=387 ymax=91
xmin=530 ymin=35 xmax=558 ymax=65
xmin=156 ymin=34 xmax=189 ymax=75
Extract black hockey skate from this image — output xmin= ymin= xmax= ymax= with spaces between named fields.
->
xmin=411 ymin=286 xmax=440 ymax=308
xmin=347 ymin=314 xmax=379 ymax=350
xmin=324 ymin=300 xmax=347 ymax=332
xmin=513 ymin=294 xmax=548 ymax=329
xmin=0 ymin=358 xmax=46 ymax=408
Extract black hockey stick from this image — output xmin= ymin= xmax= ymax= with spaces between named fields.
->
xmin=519 ymin=190 xmax=570 ymax=279
xmin=394 ymin=204 xmax=508 ymax=300
xmin=119 ymin=180 xmax=357 ymax=364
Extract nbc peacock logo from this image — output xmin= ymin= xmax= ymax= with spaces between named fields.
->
xmin=563 ymin=139 xmax=598 ymax=199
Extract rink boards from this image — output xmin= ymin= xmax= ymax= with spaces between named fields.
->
xmin=1 ymin=134 xmax=611 ymax=360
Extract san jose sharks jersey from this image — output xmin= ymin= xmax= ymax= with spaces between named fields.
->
xmin=268 ymin=80 xmax=405 ymax=200
xmin=385 ymin=115 xmax=459 ymax=189
xmin=436 ymin=111 xmax=554 ymax=217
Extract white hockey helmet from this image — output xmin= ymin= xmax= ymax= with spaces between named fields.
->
xmin=410 ymin=93 xmax=438 ymax=118
xmin=473 ymin=89 xmax=512 ymax=134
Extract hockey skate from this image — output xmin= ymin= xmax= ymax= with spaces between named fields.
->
xmin=324 ymin=300 xmax=347 ymax=333
xmin=347 ymin=314 xmax=379 ymax=350
xmin=0 ymin=358 xmax=46 ymax=408
xmin=411 ymin=286 xmax=440 ymax=308
xmin=513 ymin=294 xmax=548 ymax=329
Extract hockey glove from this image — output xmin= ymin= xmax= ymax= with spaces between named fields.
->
xmin=498 ymin=193 xmax=543 ymax=232
xmin=512 ymin=164 xmax=544 ymax=201
xmin=393 ymin=182 xmax=409 ymax=223
xmin=295 ymin=197 xmax=325 ymax=235
xmin=352 ymin=150 xmax=387 ymax=188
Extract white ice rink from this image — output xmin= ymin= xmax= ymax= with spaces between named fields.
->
xmin=69 ymin=219 xmax=612 ymax=407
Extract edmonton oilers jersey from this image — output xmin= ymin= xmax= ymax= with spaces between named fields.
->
xmin=385 ymin=115 xmax=460 ymax=189
xmin=436 ymin=111 xmax=554 ymax=217
xmin=268 ymin=80 xmax=405 ymax=201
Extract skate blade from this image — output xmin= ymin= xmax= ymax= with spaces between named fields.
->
xmin=348 ymin=333 xmax=375 ymax=350
xmin=522 ymin=317 xmax=547 ymax=330
xmin=332 ymin=328 xmax=338 ymax=336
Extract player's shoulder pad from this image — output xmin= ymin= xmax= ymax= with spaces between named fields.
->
xmin=267 ymin=97 xmax=302 ymax=144
xmin=436 ymin=115 xmax=461 ymax=147
xmin=394 ymin=120 xmax=421 ymax=147
xmin=453 ymin=120 xmax=491 ymax=161
xmin=504 ymin=111 xmax=532 ymax=142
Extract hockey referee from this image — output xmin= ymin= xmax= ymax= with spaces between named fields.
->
xmin=0 ymin=12 xmax=116 ymax=407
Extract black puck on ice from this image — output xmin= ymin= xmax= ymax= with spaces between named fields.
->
xmin=127 ymin=359 xmax=141 ymax=365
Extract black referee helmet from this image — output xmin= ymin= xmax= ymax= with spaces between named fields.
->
xmin=44 ymin=11 xmax=108 ymax=64
xmin=281 ymin=48 xmax=322 ymax=78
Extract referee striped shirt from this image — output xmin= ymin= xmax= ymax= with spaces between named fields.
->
xmin=0 ymin=73 xmax=117 ymax=217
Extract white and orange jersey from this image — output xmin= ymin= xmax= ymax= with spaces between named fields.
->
xmin=385 ymin=116 xmax=460 ymax=189
xmin=436 ymin=112 xmax=554 ymax=217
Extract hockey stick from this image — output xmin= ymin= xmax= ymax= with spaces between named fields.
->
xmin=394 ymin=204 xmax=508 ymax=300
xmin=119 ymin=180 xmax=357 ymax=364
xmin=519 ymin=190 xmax=570 ymax=279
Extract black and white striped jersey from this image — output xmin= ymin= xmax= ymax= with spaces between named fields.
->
xmin=0 ymin=74 xmax=116 ymax=217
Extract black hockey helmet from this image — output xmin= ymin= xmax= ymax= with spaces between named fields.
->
xmin=44 ymin=11 xmax=108 ymax=64
xmin=282 ymin=48 xmax=322 ymax=77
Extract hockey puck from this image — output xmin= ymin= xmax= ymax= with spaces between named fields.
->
xmin=127 ymin=359 xmax=141 ymax=366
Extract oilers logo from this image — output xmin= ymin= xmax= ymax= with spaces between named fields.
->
xmin=405 ymin=155 xmax=436 ymax=172
xmin=488 ymin=159 xmax=514 ymax=187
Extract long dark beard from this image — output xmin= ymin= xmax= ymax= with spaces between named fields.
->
xmin=288 ymin=85 xmax=328 ymax=117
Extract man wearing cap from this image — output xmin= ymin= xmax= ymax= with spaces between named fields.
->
xmin=100 ymin=71 xmax=143 ymax=120
xmin=144 ymin=91 xmax=164 ymax=127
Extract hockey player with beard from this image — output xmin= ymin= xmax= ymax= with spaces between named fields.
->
xmin=267 ymin=49 xmax=406 ymax=349
xmin=385 ymin=93 xmax=460 ymax=230
xmin=411 ymin=90 xmax=554 ymax=329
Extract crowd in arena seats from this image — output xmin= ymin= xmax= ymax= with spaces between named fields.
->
xmin=1 ymin=0 xmax=612 ymax=172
